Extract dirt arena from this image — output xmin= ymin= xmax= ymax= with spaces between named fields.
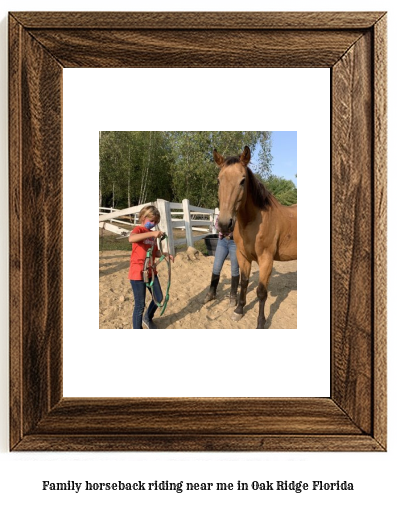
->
xmin=99 ymin=248 xmax=297 ymax=330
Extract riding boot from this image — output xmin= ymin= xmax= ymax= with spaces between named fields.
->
xmin=229 ymin=275 xmax=240 ymax=307
xmin=203 ymin=274 xmax=220 ymax=304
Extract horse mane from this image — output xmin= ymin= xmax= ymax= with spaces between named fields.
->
xmin=224 ymin=156 xmax=241 ymax=166
xmin=223 ymin=156 xmax=274 ymax=210
xmin=246 ymin=167 xmax=274 ymax=210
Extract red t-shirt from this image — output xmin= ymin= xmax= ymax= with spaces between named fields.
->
xmin=128 ymin=226 xmax=158 ymax=281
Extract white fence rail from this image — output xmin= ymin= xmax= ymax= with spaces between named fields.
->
xmin=99 ymin=199 xmax=218 ymax=256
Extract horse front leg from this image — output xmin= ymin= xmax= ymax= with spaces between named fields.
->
xmin=256 ymin=252 xmax=274 ymax=329
xmin=232 ymin=254 xmax=251 ymax=322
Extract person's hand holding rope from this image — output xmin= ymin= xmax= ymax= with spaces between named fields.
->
xmin=155 ymin=248 xmax=175 ymax=264
xmin=152 ymin=229 xmax=165 ymax=240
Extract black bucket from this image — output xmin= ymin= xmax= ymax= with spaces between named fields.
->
xmin=204 ymin=234 xmax=218 ymax=256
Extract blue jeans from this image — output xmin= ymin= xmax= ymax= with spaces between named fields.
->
xmin=130 ymin=276 xmax=163 ymax=329
xmin=212 ymin=238 xmax=240 ymax=277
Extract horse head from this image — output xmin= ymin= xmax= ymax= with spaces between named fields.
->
xmin=214 ymin=146 xmax=250 ymax=235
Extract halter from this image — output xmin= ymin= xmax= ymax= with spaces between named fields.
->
xmin=142 ymin=233 xmax=171 ymax=316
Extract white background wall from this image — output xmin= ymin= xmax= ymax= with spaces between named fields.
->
xmin=1 ymin=1 xmax=395 ymax=506
xmin=63 ymin=67 xmax=330 ymax=398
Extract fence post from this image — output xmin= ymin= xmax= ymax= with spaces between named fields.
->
xmin=182 ymin=198 xmax=194 ymax=249
xmin=157 ymin=199 xmax=175 ymax=257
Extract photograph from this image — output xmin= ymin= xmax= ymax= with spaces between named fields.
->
xmin=1 ymin=3 xmax=393 ymax=507
xmin=99 ymin=131 xmax=298 ymax=330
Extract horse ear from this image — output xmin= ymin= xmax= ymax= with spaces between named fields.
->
xmin=240 ymin=146 xmax=251 ymax=165
xmin=213 ymin=149 xmax=225 ymax=167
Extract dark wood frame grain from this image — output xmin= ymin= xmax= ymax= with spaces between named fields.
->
xmin=9 ymin=11 xmax=387 ymax=451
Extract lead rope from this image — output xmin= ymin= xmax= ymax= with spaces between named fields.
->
xmin=142 ymin=233 xmax=171 ymax=316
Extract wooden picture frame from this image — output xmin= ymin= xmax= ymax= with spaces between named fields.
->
xmin=9 ymin=11 xmax=387 ymax=451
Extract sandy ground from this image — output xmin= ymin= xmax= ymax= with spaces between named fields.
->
xmin=99 ymin=249 xmax=297 ymax=330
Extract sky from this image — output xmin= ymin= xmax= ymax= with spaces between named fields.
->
xmin=252 ymin=131 xmax=297 ymax=186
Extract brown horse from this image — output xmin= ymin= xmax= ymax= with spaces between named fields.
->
xmin=214 ymin=146 xmax=297 ymax=329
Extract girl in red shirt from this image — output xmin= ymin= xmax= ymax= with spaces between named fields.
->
xmin=129 ymin=205 xmax=173 ymax=329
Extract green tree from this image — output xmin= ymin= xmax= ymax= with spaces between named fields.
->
xmin=165 ymin=131 xmax=272 ymax=208
xmin=260 ymin=174 xmax=297 ymax=206
xmin=99 ymin=131 xmax=173 ymax=209
xmin=99 ymin=131 xmax=273 ymax=209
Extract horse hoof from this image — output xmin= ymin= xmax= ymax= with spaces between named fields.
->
xmin=232 ymin=312 xmax=243 ymax=321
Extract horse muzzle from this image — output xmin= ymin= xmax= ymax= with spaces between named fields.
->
xmin=217 ymin=216 xmax=235 ymax=235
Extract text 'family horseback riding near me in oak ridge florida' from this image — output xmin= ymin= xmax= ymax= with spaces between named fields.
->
xmin=42 ymin=479 xmax=354 ymax=494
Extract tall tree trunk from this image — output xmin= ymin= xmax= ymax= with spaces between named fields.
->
xmin=139 ymin=131 xmax=153 ymax=205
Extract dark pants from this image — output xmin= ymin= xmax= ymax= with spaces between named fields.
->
xmin=130 ymin=276 xmax=163 ymax=329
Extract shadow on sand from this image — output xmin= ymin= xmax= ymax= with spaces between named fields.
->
xmin=157 ymin=266 xmax=296 ymax=329
xmin=99 ymin=253 xmax=130 ymax=278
